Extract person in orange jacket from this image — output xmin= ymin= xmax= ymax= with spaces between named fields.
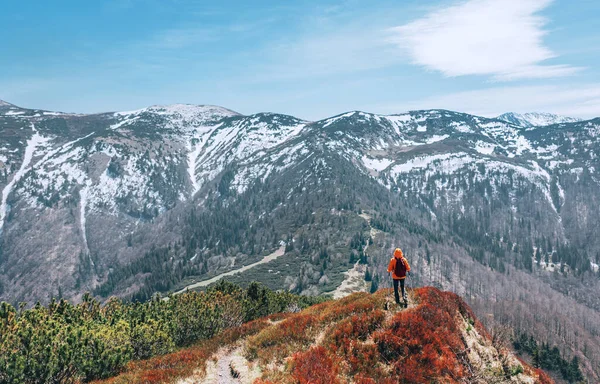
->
xmin=387 ymin=248 xmax=411 ymax=305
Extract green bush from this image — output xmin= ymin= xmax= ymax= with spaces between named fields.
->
xmin=0 ymin=282 xmax=323 ymax=383
xmin=130 ymin=319 xmax=174 ymax=360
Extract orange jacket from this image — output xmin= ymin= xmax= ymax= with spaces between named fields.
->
xmin=387 ymin=248 xmax=410 ymax=280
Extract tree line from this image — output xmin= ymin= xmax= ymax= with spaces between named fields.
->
xmin=513 ymin=332 xmax=584 ymax=383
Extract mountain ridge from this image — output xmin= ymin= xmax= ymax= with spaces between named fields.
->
xmin=1 ymin=98 xmax=589 ymax=127
xmin=1 ymin=101 xmax=599 ymax=304
xmin=1 ymin=100 xmax=600 ymax=380
xmin=96 ymin=287 xmax=554 ymax=384
xmin=496 ymin=112 xmax=581 ymax=128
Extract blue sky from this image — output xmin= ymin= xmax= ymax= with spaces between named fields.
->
xmin=1 ymin=0 xmax=599 ymax=120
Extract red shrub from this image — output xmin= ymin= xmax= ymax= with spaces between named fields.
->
xmin=372 ymin=288 xmax=469 ymax=383
xmin=327 ymin=310 xmax=385 ymax=356
xmin=346 ymin=342 xmax=381 ymax=376
xmin=291 ymin=346 xmax=339 ymax=384
xmin=372 ymin=330 xmax=407 ymax=362
xmin=354 ymin=376 xmax=397 ymax=384
xmin=246 ymin=313 xmax=319 ymax=363
xmin=265 ymin=312 xmax=292 ymax=322
xmin=535 ymin=369 xmax=555 ymax=384
xmin=354 ymin=376 xmax=377 ymax=384
xmin=415 ymin=287 xmax=488 ymax=338
xmin=137 ymin=368 xmax=179 ymax=383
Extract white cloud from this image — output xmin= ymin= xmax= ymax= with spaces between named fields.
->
xmin=389 ymin=0 xmax=581 ymax=80
xmin=381 ymin=84 xmax=600 ymax=119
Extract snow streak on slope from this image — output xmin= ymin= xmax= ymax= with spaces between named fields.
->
xmin=187 ymin=124 xmax=223 ymax=195
xmin=79 ymin=181 xmax=92 ymax=256
xmin=0 ymin=124 xmax=49 ymax=232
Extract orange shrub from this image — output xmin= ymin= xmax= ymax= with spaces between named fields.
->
xmin=535 ymin=368 xmax=555 ymax=384
xmin=353 ymin=375 xmax=397 ymax=384
xmin=312 ymin=292 xmax=383 ymax=323
xmin=246 ymin=313 xmax=319 ymax=362
xmin=291 ymin=346 xmax=338 ymax=384
xmin=137 ymin=368 xmax=179 ymax=383
xmin=346 ymin=342 xmax=384 ymax=378
xmin=372 ymin=288 xmax=469 ymax=383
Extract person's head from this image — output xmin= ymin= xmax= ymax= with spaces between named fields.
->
xmin=394 ymin=248 xmax=403 ymax=259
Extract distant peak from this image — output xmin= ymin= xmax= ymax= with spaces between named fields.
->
xmin=115 ymin=103 xmax=240 ymax=118
xmin=497 ymin=112 xmax=581 ymax=127
xmin=149 ymin=103 xmax=238 ymax=114
xmin=0 ymin=99 xmax=15 ymax=107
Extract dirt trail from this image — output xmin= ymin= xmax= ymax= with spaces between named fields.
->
xmin=177 ymin=343 xmax=260 ymax=384
xmin=178 ymin=287 xmax=415 ymax=383
xmin=174 ymin=246 xmax=285 ymax=295
xmin=332 ymin=261 xmax=369 ymax=299
xmin=331 ymin=213 xmax=374 ymax=299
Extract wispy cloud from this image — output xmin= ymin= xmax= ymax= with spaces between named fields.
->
xmin=250 ymin=29 xmax=400 ymax=82
xmin=389 ymin=0 xmax=581 ymax=81
xmin=377 ymin=84 xmax=600 ymax=118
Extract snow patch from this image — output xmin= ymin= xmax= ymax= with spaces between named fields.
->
xmin=362 ymin=156 xmax=393 ymax=172
xmin=79 ymin=181 xmax=92 ymax=260
xmin=425 ymin=135 xmax=449 ymax=144
xmin=321 ymin=112 xmax=356 ymax=128
xmin=4 ymin=110 xmax=25 ymax=116
xmin=474 ymin=141 xmax=496 ymax=155
xmin=0 ymin=124 xmax=50 ymax=232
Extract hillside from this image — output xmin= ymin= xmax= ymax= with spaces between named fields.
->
xmin=97 ymin=287 xmax=553 ymax=384
xmin=0 ymin=282 xmax=324 ymax=383
xmin=1 ymin=101 xmax=599 ymax=380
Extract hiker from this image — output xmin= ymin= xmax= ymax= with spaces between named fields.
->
xmin=387 ymin=248 xmax=411 ymax=305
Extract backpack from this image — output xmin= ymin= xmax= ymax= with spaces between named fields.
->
xmin=394 ymin=257 xmax=407 ymax=276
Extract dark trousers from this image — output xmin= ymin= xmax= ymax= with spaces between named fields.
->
xmin=393 ymin=279 xmax=406 ymax=303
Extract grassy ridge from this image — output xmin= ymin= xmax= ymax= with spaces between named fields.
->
xmin=99 ymin=287 xmax=554 ymax=384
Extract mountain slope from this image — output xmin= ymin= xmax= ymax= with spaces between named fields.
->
xmin=99 ymin=288 xmax=553 ymax=384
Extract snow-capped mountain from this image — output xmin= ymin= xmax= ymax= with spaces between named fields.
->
xmin=1 ymin=101 xmax=600 ymax=304
xmin=0 ymin=102 xmax=600 ymax=298
xmin=2 ymin=100 xmax=600 ymax=379
xmin=497 ymin=112 xmax=581 ymax=128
